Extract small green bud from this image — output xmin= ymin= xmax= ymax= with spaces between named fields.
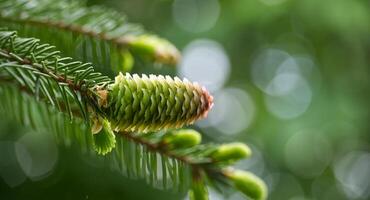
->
xmin=189 ymin=179 xmax=209 ymax=200
xmin=125 ymin=35 xmax=180 ymax=65
xmin=103 ymin=73 xmax=213 ymax=133
xmin=162 ymin=129 xmax=202 ymax=149
xmin=121 ymin=49 xmax=134 ymax=72
xmin=93 ymin=119 xmax=116 ymax=155
xmin=211 ymin=142 xmax=251 ymax=163
xmin=227 ymin=170 xmax=267 ymax=200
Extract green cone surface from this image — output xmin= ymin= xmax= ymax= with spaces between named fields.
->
xmin=103 ymin=73 xmax=213 ymax=133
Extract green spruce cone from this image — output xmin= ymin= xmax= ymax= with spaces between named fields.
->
xmin=102 ymin=73 xmax=213 ymax=133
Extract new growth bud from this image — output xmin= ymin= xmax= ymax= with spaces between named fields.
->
xmin=211 ymin=142 xmax=251 ymax=163
xmin=162 ymin=129 xmax=202 ymax=149
xmin=103 ymin=73 xmax=213 ymax=133
xmin=93 ymin=119 xmax=116 ymax=155
xmin=226 ymin=170 xmax=267 ymax=200
xmin=189 ymin=178 xmax=208 ymax=200
xmin=125 ymin=35 xmax=180 ymax=65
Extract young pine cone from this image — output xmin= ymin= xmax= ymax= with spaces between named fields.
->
xmin=102 ymin=73 xmax=213 ymax=133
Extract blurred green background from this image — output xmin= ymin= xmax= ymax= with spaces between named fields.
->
xmin=1 ymin=0 xmax=370 ymax=199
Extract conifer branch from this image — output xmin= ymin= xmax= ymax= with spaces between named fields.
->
xmin=0 ymin=30 xmax=212 ymax=140
xmin=0 ymin=1 xmax=269 ymax=197
xmin=0 ymin=0 xmax=180 ymax=73
xmin=0 ymin=84 xmax=267 ymax=199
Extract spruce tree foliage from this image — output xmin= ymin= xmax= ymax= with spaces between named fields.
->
xmin=0 ymin=0 xmax=267 ymax=199
xmin=0 ymin=0 xmax=180 ymax=75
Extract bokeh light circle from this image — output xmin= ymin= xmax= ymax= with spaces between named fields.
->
xmin=172 ymin=0 xmax=220 ymax=33
xmin=284 ymin=131 xmax=332 ymax=178
xmin=178 ymin=39 xmax=230 ymax=92
xmin=197 ymin=87 xmax=255 ymax=135
xmin=264 ymin=74 xmax=312 ymax=119
xmin=252 ymin=48 xmax=292 ymax=94
xmin=269 ymin=173 xmax=305 ymax=199
xmin=0 ymin=141 xmax=27 ymax=187
xmin=251 ymin=48 xmax=314 ymax=119
xmin=334 ymin=151 xmax=370 ymax=199
xmin=15 ymin=131 xmax=58 ymax=181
